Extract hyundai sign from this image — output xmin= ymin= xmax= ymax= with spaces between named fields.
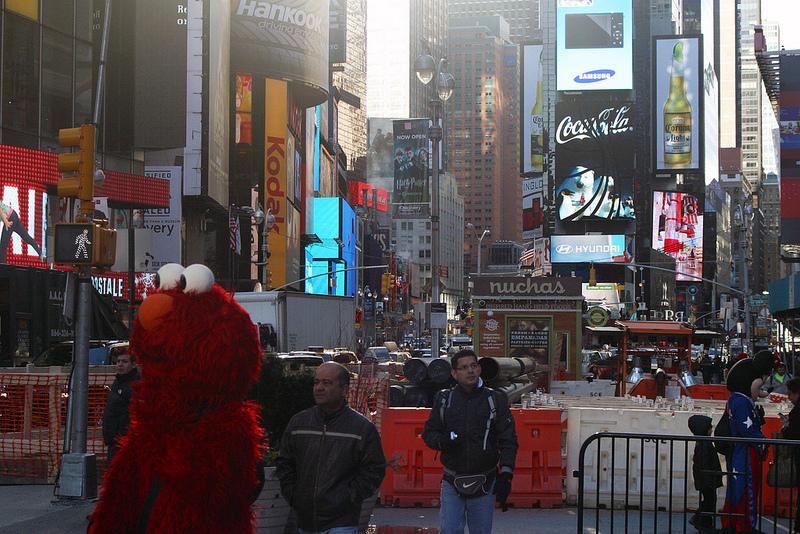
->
xmin=550 ymin=235 xmax=631 ymax=263
xmin=556 ymin=0 xmax=633 ymax=91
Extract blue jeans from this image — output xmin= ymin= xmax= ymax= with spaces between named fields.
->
xmin=298 ymin=527 xmax=358 ymax=534
xmin=298 ymin=528 xmax=357 ymax=534
xmin=440 ymin=479 xmax=495 ymax=534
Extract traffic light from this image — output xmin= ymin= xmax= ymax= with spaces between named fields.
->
xmin=91 ymin=221 xmax=116 ymax=268
xmin=57 ymin=124 xmax=96 ymax=216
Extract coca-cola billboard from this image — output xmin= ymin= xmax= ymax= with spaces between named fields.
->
xmin=554 ymin=99 xmax=637 ymax=224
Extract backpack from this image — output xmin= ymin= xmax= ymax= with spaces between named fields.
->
xmin=438 ymin=388 xmax=497 ymax=451
xmin=713 ymin=403 xmax=733 ymax=456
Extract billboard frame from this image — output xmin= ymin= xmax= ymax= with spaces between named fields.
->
xmin=651 ymin=34 xmax=705 ymax=174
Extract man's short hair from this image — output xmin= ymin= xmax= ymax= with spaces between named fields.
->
xmin=451 ymin=349 xmax=478 ymax=370
xmin=331 ymin=362 xmax=351 ymax=387
xmin=118 ymin=352 xmax=135 ymax=364
xmin=787 ymin=377 xmax=800 ymax=395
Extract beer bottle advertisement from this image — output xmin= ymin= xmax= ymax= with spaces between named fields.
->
xmin=521 ymin=44 xmax=545 ymax=174
xmin=654 ymin=36 xmax=701 ymax=171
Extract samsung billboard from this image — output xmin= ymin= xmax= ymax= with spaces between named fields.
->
xmin=556 ymin=0 xmax=633 ymax=91
xmin=550 ymin=234 xmax=631 ymax=263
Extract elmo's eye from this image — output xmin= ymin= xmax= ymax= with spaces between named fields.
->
xmin=155 ymin=263 xmax=185 ymax=290
xmin=182 ymin=264 xmax=214 ymax=294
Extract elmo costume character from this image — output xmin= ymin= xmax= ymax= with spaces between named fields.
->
xmin=89 ymin=263 xmax=263 ymax=533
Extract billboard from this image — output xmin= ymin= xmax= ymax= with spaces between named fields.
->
xmin=779 ymin=53 xmax=800 ymax=256
xmin=522 ymin=176 xmax=545 ymax=239
xmin=550 ymin=234 xmax=631 ymax=263
xmin=701 ymin=0 xmax=719 ymax=185
xmin=556 ymin=0 xmax=633 ymax=91
xmin=366 ymin=117 xmax=395 ymax=195
xmin=652 ymin=191 xmax=704 ymax=281
xmin=305 ymin=197 xmax=357 ymax=296
xmin=348 ymin=181 xmax=389 ymax=212
xmin=653 ymin=36 xmax=702 ymax=172
xmin=230 ymin=0 xmax=329 ymax=106
xmin=143 ymin=166 xmax=182 ymax=270
xmin=265 ymin=79 xmax=288 ymax=287
xmin=329 ymin=0 xmax=347 ymax=64
xmin=393 ymin=119 xmax=430 ymax=218
xmin=554 ymin=99 xmax=636 ymax=222
xmin=521 ymin=44 xmax=545 ymax=173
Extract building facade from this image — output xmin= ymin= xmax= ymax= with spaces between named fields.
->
xmin=447 ymin=0 xmax=540 ymax=42
xmin=448 ymin=15 xmax=519 ymax=273
xmin=738 ymin=0 xmax=762 ymax=186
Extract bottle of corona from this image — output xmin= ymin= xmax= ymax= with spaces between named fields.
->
xmin=663 ymin=41 xmax=692 ymax=167
xmin=530 ymin=49 xmax=544 ymax=172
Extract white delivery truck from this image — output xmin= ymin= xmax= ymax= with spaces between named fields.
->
xmin=234 ymin=291 xmax=356 ymax=353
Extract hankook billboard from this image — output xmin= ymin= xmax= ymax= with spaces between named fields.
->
xmin=230 ymin=0 xmax=329 ymax=106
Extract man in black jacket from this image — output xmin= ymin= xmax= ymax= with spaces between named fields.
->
xmin=423 ymin=350 xmax=518 ymax=534
xmin=101 ymin=352 xmax=140 ymax=461
xmin=276 ymin=362 xmax=386 ymax=534
xmin=688 ymin=414 xmax=722 ymax=533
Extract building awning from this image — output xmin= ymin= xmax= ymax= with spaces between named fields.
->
xmin=0 ymin=144 xmax=169 ymax=209
xmin=586 ymin=326 xmax=624 ymax=333
xmin=693 ymin=329 xmax=723 ymax=337
xmin=615 ymin=320 xmax=694 ymax=335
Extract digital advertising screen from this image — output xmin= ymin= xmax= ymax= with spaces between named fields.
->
xmin=550 ymin=234 xmax=631 ymax=263
xmin=556 ymin=0 xmax=633 ymax=91
xmin=554 ymin=99 xmax=636 ymax=222
xmin=701 ymin=0 xmax=719 ymax=185
xmin=522 ymin=176 xmax=545 ymax=239
xmin=651 ymin=191 xmax=704 ymax=281
xmin=521 ymin=43 xmax=545 ymax=173
xmin=653 ymin=36 xmax=702 ymax=172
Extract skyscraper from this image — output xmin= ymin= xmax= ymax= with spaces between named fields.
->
xmin=333 ymin=0 xmax=368 ymax=176
xmin=366 ymin=0 xmax=447 ymax=118
xmin=448 ymin=15 xmax=519 ymax=272
xmin=447 ymin=0 xmax=540 ymax=42
xmin=719 ymin=0 xmax=738 ymax=148
xmin=737 ymin=0 xmax=762 ymax=186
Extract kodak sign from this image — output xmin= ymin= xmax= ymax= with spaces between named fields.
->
xmin=265 ymin=79 xmax=288 ymax=287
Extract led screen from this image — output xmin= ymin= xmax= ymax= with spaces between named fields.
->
xmin=651 ymin=191 xmax=704 ymax=281
xmin=556 ymin=0 xmax=633 ymax=91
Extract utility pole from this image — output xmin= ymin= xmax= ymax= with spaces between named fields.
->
xmin=430 ymin=100 xmax=442 ymax=358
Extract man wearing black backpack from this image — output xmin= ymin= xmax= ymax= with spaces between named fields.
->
xmin=423 ymin=350 xmax=519 ymax=534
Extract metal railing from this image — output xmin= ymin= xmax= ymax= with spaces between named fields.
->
xmin=574 ymin=432 xmax=800 ymax=533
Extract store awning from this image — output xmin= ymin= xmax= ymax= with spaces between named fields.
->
xmin=615 ymin=320 xmax=694 ymax=335
xmin=586 ymin=326 xmax=624 ymax=333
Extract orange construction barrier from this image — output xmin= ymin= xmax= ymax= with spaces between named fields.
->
xmin=379 ymin=406 xmax=566 ymax=508
xmin=761 ymin=416 xmax=798 ymax=518
xmin=380 ymin=408 xmax=441 ymax=507
xmin=0 ymin=372 xmax=114 ymax=483
xmin=506 ymin=408 xmax=564 ymax=508
xmin=687 ymin=383 xmax=728 ymax=400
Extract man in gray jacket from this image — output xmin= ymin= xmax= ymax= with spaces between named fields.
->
xmin=276 ymin=362 xmax=386 ymax=534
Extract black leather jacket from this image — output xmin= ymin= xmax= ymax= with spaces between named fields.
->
xmin=101 ymin=368 xmax=140 ymax=447
xmin=275 ymin=404 xmax=386 ymax=531
xmin=423 ymin=382 xmax=518 ymax=476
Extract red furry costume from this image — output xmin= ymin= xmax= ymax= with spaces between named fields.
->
xmin=90 ymin=263 xmax=262 ymax=533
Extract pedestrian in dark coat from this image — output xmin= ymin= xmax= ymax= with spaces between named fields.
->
xmin=688 ymin=414 xmax=722 ymax=533
xmin=101 ymin=352 xmax=140 ymax=461
xmin=781 ymin=377 xmax=800 ymax=534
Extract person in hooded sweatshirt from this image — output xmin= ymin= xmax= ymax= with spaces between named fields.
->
xmin=688 ymin=414 xmax=722 ymax=533
xmin=720 ymin=351 xmax=773 ymax=533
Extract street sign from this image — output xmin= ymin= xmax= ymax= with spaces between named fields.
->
xmin=429 ymin=302 xmax=447 ymax=329
xmin=54 ymin=223 xmax=94 ymax=265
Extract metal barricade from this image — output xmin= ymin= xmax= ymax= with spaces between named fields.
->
xmin=574 ymin=432 xmax=800 ymax=533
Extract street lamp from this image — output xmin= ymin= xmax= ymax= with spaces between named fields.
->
xmin=733 ymin=202 xmax=751 ymax=349
xmin=234 ymin=205 xmax=275 ymax=288
xmin=466 ymin=223 xmax=490 ymax=275
xmin=416 ymin=52 xmax=454 ymax=358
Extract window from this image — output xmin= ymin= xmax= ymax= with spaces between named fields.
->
xmin=2 ymin=13 xmax=40 ymax=136
xmin=41 ymin=29 xmax=74 ymax=139
xmin=42 ymin=0 xmax=75 ymax=34
xmin=419 ymin=250 xmax=425 ymax=259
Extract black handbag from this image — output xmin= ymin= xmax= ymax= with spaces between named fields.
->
xmin=452 ymin=474 xmax=490 ymax=497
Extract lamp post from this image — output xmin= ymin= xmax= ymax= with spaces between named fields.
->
xmin=415 ymin=52 xmax=454 ymax=358
xmin=733 ymin=203 xmax=751 ymax=349
xmin=233 ymin=205 xmax=275 ymax=288
xmin=466 ymin=223 xmax=490 ymax=275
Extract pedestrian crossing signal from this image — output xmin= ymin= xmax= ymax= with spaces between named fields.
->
xmin=54 ymin=221 xmax=116 ymax=268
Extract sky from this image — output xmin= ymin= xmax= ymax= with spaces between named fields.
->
xmin=762 ymin=0 xmax=800 ymax=51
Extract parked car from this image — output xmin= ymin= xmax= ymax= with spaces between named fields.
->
xmin=32 ymin=340 xmax=129 ymax=367
xmin=278 ymin=353 xmax=324 ymax=373
xmin=362 ymin=346 xmax=393 ymax=364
